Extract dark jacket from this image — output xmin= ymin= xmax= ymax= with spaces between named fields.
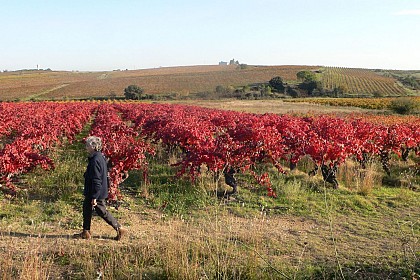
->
xmin=84 ymin=151 xmax=108 ymax=199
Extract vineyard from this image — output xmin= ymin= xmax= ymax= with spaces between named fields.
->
xmin=0 ymin=65 xmax=318 ymax=101
xmin=321 ymin=67 xmax=406 ymax=96
xmin=284 ymin=96 xmax=420 ymax=110
xmin=1 ymin=101 xmax=419 ymax=200
xmin=0 ymin=65 xmax=414 ymax=101
xmin=1 ymin=101 xmax=419 ymax=279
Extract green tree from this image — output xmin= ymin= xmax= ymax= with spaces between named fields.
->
xmin=296 ymin=70 xmax=324 ymax=95
xmin=298 ymin=80 xmax=322 ymax=95
xmin=269 ymin=76 xmax=285 ymax=92
xmin=124 ymin=85 xmax=144 ymax=100
xmin=296 ymin=70 xmax=317 ymax=82
xmin=332 ymin=85 xmax=348 ymax=97
xmin=260 ymin=85 xmax=272 ymax=96
xmin=286 ymin=86 xmax=300 ymax=98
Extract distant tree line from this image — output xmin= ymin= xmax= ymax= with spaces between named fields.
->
xmin=2 ymin=68 xmax=52 ymax=73
xmin=209 ymin=70 xmax=369 ymax=100
xmin=210 ymin=70 xmax=324 ymax=100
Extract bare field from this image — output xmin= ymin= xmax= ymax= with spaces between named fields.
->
xmin=163 ymin=99 xmax=379 ymax=115
xmin=0 ymin=65 xmax=319 ymax=100
xmin=0 ymin=65 xmax=409 ymax=101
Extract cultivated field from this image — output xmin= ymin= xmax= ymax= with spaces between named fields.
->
xmin=321 ymin=67 xmax=405 ymax=96
xmin=165 ymin=99 xmax=381 ymax=114
xmin=283 ymin=96 xmax=420 ymax=110
xmin=0 ymin=101 xmax=419 ymax=279
xmin=0 ymin=64 xmax=409 ymax=101
xmin=0 ymin=65 xmax=317 ymax=100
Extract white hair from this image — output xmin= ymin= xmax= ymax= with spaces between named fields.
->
xmin=86 ymin=136 xmax=102 ymax=151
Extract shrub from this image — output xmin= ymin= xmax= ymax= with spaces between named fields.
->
xmin=124 ymin=85 xmax=144 ymax=100
xmin=298 ymin=80 xmax=322 ymax=95
xmin=286 ymin=85 xmax=300 ymax=98
xmin=269 ymin=76 xmax=285 ymax=92
xmin=296 ymin=70 xmax=317 ymax=82
xmin=215 ymin=85 xmax=226 ymax=94
xmin=389 ymin=98 xmax=419 ymax=115
xmin=372 ymin=91 xmax=384 ymax=97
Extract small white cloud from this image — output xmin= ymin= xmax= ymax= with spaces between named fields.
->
xmin=395 ymin=9 xmax=420 ymax=15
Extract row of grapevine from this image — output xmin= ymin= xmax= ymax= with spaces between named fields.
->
xmin=321 ymin=67 xmax=405 ymax=96
xmin=283 ymin=96 xmax=420 ymax=110
xmin=117 ymin=103 xmax=420 ymax=190
xmin=0 ymin=102 xmax=95 ymax=194
xmin=1 ymin=102 xmax=419 ymax=198
xmin=87 ymin=104 xmax=155 ymax=201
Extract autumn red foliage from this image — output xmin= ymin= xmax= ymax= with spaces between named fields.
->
xmin=1 ymin=101 xmax=419 ymax=200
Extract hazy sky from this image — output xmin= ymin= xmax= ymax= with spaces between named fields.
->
xmin=1 ymin=0 xmax=419 ymax=71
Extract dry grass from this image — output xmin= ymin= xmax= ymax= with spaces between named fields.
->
xmin=337 ymin=160 xmax=383 ymax=195
xmin=164 ymin=99 xmax=375 ymax=115
xmin=0 ymin=238 xmax=54 ymax=280
xmin=0 ymin=207 xmax=320 ymax=279
xmin=1 ymin=190 xmax=419 ymax=279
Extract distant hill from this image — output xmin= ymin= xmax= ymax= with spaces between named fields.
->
xmin=0 ymin=65 xmax=417 ymax=101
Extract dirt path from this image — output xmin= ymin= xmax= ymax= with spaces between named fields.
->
xmin=23 ymin=83 xmax=70 ymax=100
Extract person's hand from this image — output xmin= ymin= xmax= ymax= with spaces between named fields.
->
xmin=91 ymin=199 xmax=97 ymax=208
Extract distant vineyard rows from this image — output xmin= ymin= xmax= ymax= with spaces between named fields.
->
xmin=0 ymin=66 xmax=317 ymax=100
xmin=321 ymin=67 xmax=405 ymax=96
xmin=1 ymin=65 xmax=410 ymax=100
xmin=284 ymin=96 xmax=420 ymax=110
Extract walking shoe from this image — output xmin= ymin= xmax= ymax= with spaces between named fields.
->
xmin=114 ymin=227 xmax=127 ymax=241
xmin=73 ymin=230 xmax=91 ymax=240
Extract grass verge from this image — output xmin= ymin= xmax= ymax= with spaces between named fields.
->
xmin=0 ymin=139 xmax=419 ymax=279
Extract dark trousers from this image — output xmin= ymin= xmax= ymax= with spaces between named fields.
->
xmin=83 ymin=197 xmax=121 ymax=231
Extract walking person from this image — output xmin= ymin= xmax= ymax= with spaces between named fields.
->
xmin=74 ymin=136 xmax=127 ymax=240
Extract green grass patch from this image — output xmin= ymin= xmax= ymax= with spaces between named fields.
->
xmin=1 ymin=126 xmax=419 ymax=279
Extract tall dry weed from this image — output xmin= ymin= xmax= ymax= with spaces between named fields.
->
xmin=19 ymin=248 xmax=53 ymax=280
xmin=338 ymin=159 xmax=382 ymax=195
xmin=0 ymin=239 xmax=53 ymax=280
xmin=0 ymin=249 xmax=14 ymax=280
